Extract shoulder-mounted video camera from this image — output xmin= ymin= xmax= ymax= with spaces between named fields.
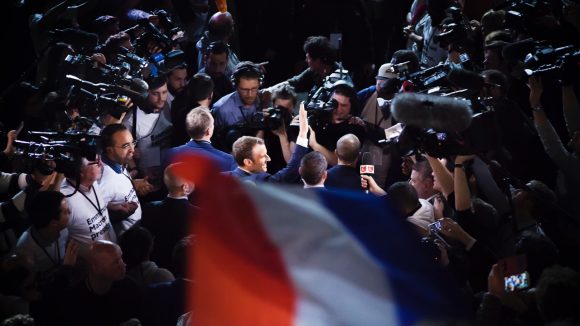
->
xmin=13 ymin=131 xmax=100 ymax=177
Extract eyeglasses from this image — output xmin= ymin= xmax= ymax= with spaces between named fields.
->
xmin=116 ymin=141 xmax=138 ymax=150
xmin=238 ymin=87 xmax=259 ymax=95
xmin=87 ymin=158 xmax=102 ymax=166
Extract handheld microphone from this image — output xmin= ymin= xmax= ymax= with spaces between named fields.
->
xmin=360 ymin=152 xmax=374 ymax=194
xmin=391 ymin=92 xmax=473 ymax=132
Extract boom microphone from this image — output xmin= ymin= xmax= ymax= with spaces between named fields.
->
xmin=391 ymin=92 xmax=473 ymax=132
xmin=502 ymin=38 xmax=535 ymax=62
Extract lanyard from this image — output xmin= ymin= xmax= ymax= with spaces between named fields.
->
xmin=68 ymin=181 xmax=103 ymax=217
xmin=30 ymin=229 xmax=61 ymax=268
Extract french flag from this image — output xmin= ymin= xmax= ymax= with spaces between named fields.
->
xmin=174 ymin=154 xmax=470 ymax=325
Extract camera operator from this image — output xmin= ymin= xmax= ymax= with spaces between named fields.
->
xmin=308 ymin=83 xmax=366 ymax=166
xmin=269 ymin=36 xmax=345 ymax=94
xmin=122 ymin=75 xmax=173 ymax=192
xmin=404 ymin=0 xmax=450 ymax=68
xmin=263 ymin=84 xmax=297 ymax=174
xmin=195 ymin=11 xmax=240 ymax=77
xmin=529 ymin=76 xmax=580 ymax=216
xmin=198 ymin=41 xmax=234 ymax=106
xmin=91 ymin=15 xmax=121 ymax=45
xmin=211 ymin=61 xmax=265 ymax=144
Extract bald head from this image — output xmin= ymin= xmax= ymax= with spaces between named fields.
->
xmin=88 ymin=240 xmax=125 ymax=281
xmin=335 ymin=134 xmax=361 ymax=165
xmin=164 ymin=163 xmax=194 ymax=197
xmin=208 ymin=12 xmax=234 ymax=40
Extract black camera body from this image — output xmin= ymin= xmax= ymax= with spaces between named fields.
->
xmin=233 ymin=105 xmax=291 ymax=133
xmin=66 ymin=86 xmax=131 ymax=121
xmin=305 ymin=69 xmax=352 ymax=126
xmin=13 ymin=131 xmax=99 ymax=177
xmin=524 ymin=45 xmax=580 ymax=82
xmin=433 ymin=6 xmax=473 ymax=50
xmin=397 ymin=54 xmax=470 ymax=93
xmin=62 ymin=54 xmax=133 ymax=87
xmin=134 ymin=21 xmax=176 ymax=57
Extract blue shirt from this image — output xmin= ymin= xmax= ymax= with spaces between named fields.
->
xmin=102 ymin=155 xmax=124 ymax=174
xmin=211 ymin=91 xmax=259 ymax=132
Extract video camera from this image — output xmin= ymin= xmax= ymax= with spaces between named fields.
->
xmin=398 ymin=54 xmax=470 ymax=93
xmin=62 ymin=54 xmax=133 ymax=87
xmin=231 ymin=105 xmax=291 ymax=133
xmin=13 ymin=131 xmax=99 ymax=177
xmin=433 ymin=7 xmax=473 ymax=50
xmin=63 ymin=74 xmax=148 ymax=120
xmin=495 ymin=0 xmax=550 ymax=16
xmin=305 ymin=68 xmax=352 ymax=125
xmin=133 ymin=17 xmax=182 ymax=57
xmin=524 ymin=44 xmax=580 ymax=82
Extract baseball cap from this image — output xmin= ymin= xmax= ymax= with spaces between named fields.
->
xmin=376 ymin=63 xmax=398 ymax=80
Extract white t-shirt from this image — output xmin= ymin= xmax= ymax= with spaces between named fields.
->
xmin=99 ymin=164 xmax=142 ymax=236
xmin=61 ymin=180 xmax=116 ymax=255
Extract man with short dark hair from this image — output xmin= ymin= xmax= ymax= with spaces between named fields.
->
xmin=326 ymin=134 xmax=362 ymax=191
xmin=308 ymin=84 xmax=366 ymax=166
xmin=166 ymin=64 xmax=188 ymax=104
xmin=299 ymin=151 xmax=328 ymax=189
xmin=211 ymin=61 xmax=263 ymax=134
xmin=225 ymin=104 xmax=309 ymax=183
xmin=99 ymin=124 xmax=144 ymax=237
xmin=198 ymin=41 xmax=234 ymax=104
xmin=195 ymin=11 xmax=240 ymax=76
xmin=409 ymin=160 xmax=438 ymax=200
xmin=388 ymin=181 xmax=434 ymax=233
xmin=270 ymin=35 xmax=345 ymax=94
xmin=15 ymin=191 xmax=74 ymax=277
xmin=123 ymin=75 xmax=173 ymax=191
xmin=166 ymin=106 xmax=236 ymax=172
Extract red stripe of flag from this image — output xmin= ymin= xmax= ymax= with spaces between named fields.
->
xmin=174 ymin=154 xmax=296 ymax=325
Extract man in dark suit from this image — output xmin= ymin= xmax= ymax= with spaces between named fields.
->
xmin=165 ymin=106 xmax=236 ymax=172
xmin=224 ymin=103 xmax=309 ymax=184
xmin=326 ymin=133 xmax=363 ymax=191
xmin=299 ymin=151 xmax=328 ymax=190
xmin=141 ymin=163 xmax=197 ymax=270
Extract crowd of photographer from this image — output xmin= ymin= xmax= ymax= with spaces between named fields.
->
xmin=0 ymin=0 xmax=580 ymax=324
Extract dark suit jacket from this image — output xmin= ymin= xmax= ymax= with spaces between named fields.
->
xmin=165 ymin=140 xmax=237 ymax=172
xmin=224 ymin=145 xmax=308 ymax=184
xmin=325 ymin=165 xmax=363 ymax=191
xmin=141 ymin=197 xmax=197 ymax=269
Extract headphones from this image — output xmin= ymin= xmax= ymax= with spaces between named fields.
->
xmin=230 ymin=61 xmax=264 ymax=87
